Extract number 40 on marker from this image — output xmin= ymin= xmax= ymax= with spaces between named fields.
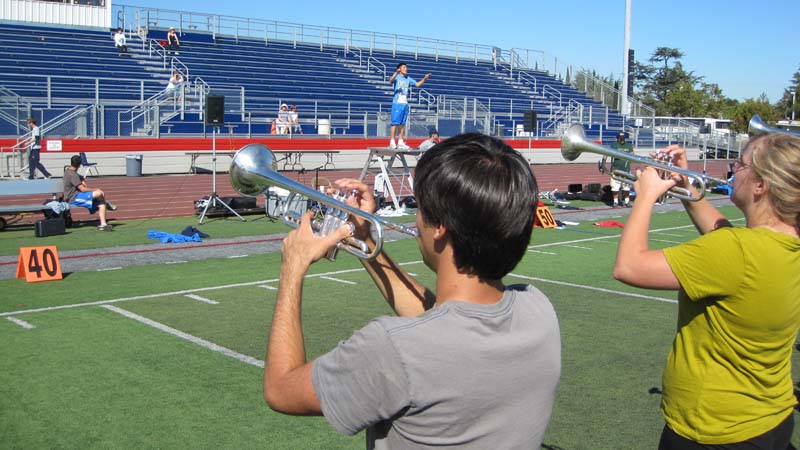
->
xmin=16 ymin=246 xmax=63 ymax=283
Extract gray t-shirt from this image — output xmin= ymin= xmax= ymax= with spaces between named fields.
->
xmin=312 ymin=284 xmax=561 ymax=450
xmin=62 ymin=169 xmax=83 ymax=202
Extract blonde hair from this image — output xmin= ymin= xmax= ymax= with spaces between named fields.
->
xmin=748 ymin=133 xmax=800 ymax=226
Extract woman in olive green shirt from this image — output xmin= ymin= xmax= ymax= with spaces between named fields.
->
xmin=614 ymin=133 xmax=800 ymax=449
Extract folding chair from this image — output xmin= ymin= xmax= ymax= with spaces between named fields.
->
xmin=80 ymin=152 xmax=100 ymax=177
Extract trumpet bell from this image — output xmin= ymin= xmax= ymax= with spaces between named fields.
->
xmin=230 ymin=143 xmax=418 ymax=261
xmin=229 ymin=144 xmax=279 ymax=196
xmin=559 ymin=123 xmax=727 ymax=202
xmin=748 ymin=115 xmax=800 ymax=137
xmin=560 ymin=124 xmax=587 ymax=162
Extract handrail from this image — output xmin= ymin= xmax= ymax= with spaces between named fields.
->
xmin=416 ymin=89 xmax=436 ymax=109
xmin=367 ymin=56 xmax=386 ymax=81
xmin=542 ymin=85 xmax=562 ymax=107
xmin=346 ymin=46 xmax=362 ymax=67
xmin=117 ymin=4 xmax=504 ymax=64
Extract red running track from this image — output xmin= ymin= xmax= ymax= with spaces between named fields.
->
xmin=1 ymin=160 xmax=732 ymax=224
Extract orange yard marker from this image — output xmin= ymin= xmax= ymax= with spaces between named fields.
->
xmin=16 ymin=246 xmax=63 ymax=282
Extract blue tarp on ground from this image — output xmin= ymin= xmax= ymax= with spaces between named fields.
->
xmin=147 ymin=229 xmax=203 ymax=243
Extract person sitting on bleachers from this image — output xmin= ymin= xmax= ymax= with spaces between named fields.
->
xmin=289 ymin=105 xmax=303 ymax=135
xmin=166 ymin=26 xmax=180 ymax=54
xmin=114 ymin=28 xmax=129 ymax=56
xmin=166 ymin=71 xmax=184 ymax=104
xmin=276 ymin=103 xmax=291 ymax=134
xmin=63 ymin=154 xmax=117 ymax=231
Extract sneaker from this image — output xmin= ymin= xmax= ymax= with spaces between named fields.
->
xmin=397 ymin=140 xmax=410 ymax=149
xmin=97 ymin=224 xmax=113 ymax=231
xmin=389 ymin=140 xmax=397 ymax=149
xmin=105 ymin=201 xmax=118 ymax=211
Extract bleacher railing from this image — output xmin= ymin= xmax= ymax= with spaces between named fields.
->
xmin=0 ymin=86 xmax=30 ymax=135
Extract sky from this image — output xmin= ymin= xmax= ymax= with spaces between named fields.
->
xmin=120 ymin=0 xmax=798 ymax=104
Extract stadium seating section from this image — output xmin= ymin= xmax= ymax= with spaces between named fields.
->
xmin=0 ymin=22 xmax=624 ymax=139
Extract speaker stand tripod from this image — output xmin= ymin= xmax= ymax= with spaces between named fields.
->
xmin=198 ymin=126 xmax=245 ymax=224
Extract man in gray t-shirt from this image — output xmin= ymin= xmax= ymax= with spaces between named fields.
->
xmin=261 ymin=133 xmax=561 ymax=449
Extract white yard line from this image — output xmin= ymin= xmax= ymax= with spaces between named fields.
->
xmin=258 ymin=285 xmax=278 ymax=290
xmin=320 ymin=276 xmax=357 ymax=285
xmin=527 ymin=250 xmax=558 ymax=255
xmin=563 ymin=245 xmax=593 ymax=250
xmin=650 ymin=239 xmax=682 ymax=244
xmin=5 ymin=316 xmax=35 ymax=329
xmin=184 ymin=294 xmax=219 ymax=305
xmin=101 ymin=305 xmax=263 ymax=368
xmin=508 ymin=273 xmax=677 ymax=304
xmin=0 ymin=265 xmax=415 ymax=318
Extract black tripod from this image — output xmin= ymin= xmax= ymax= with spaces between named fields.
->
xmin=198 ymin=126 xmax=245 ymax=224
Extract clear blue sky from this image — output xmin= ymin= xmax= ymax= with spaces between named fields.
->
xmin=121 ymin=0 xmax=798 ymax=103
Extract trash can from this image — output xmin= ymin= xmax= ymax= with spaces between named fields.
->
xmin=125 ymin=154 xmax=143 ymax=177
xmin=318 ymin=119 xmax=331 ymax=136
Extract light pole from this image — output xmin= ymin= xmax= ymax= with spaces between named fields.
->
xmin=792 ymin=90 xmax=796 ymax=122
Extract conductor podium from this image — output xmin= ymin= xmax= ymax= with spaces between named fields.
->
xmin=358 ymin=147 xmax=424 ymax=216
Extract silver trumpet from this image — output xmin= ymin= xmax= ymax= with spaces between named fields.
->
xmin=561 ymin=124 xmax=727 ymax=202
xmin=748 ymin=115 xmax=800 ymax=137
xmin=230 ymin=143 xmax=418 ymax=261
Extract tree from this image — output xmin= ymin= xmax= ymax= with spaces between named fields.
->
xmin=729 ymin=96 xmax=777 ymax=133
xmin=635 ymin=48 xmax=704 ymax=115
xmin=776 ymin=64 xmax=800 ymax=120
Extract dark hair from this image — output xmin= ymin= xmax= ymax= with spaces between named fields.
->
xmin=70 ymin=155 xmax=82 ymax=167
xmin=414 ymin=133 xmax=538 ymax=280
xmin=396 ymin=62 xmax=407 ymax=70
xmin=27 ymin=117 xmax=36 ymax=125
xmin=429 ymin=129 xmax=439 ymax=137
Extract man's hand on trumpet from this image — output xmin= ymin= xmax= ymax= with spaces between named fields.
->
xmin=280 ymin=211 xmax=354 ymax=274
xmin=331 ymin=178 xmax=377 ymax=241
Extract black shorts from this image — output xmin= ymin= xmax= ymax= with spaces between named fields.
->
xmin=658 ymin=413 xmax=794 ymax=450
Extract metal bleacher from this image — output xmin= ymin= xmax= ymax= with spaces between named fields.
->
xmin=0 ymin=7 xmax=632 ymax=141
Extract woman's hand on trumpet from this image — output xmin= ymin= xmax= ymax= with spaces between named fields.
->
xmin=632 ymin=167 xmax=677 ymax=204
xmin=651 ymin=144 xmax=691 ymax=188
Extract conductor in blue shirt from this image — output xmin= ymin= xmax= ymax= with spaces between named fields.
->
xmin=388 ymin=62 xmax=431 ymax=149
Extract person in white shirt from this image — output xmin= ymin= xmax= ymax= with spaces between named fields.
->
xmin=277 ymin=104 xmax=291 ymax=134
xmin=114 ymin=28 xmax=128 ymax=56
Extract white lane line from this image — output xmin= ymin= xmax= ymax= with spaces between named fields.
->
xmin=320 ymin=276 xmax=357 ymax=285
xmin=0 ymin=264 xmax=424 ymax=318
xmin=184 ymin=294 xmax=219 ymax=305
xmin=508 ymin=273 xmax=677 ymax=304
xmin=528 ymin=223 xmax=704 ymax=250
xmin=259 ymin=285 xmax=278 ymax=290
xmin=97 ymin=267 xmax=122 ymax=272
xmin=227 ymin=255 xmax=248 ymax=259
xmin=527 ymin=250 xmax=558 ymax=255
xmin=165 ymin=260 xmax=188 ymax=265
xmin=102 ymin=305 xmax=263 ymax=368
xmin=564 ymin=245 xmax=593 ymax=250
xmin=650 ymin=239 xmax=682 ymax=244
xmin=6 ymin=316 xmax=35 ymax=329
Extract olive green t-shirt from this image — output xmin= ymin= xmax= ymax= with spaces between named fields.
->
xmin=662 ymin=227 xmax=800 ymax=443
